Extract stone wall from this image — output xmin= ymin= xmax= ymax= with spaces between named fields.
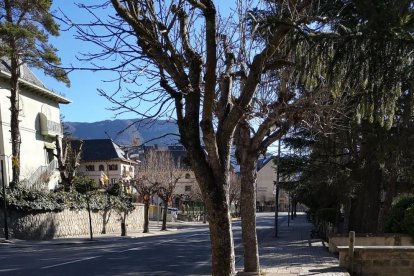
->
xmin=338 ymin=246 xmax=414 ymax=276
xmin=0 ymin=204 xmax=144 ymax=240
xmin=329 ymin=233 xmax=414 ymax=253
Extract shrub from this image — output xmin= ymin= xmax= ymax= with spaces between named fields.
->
xmin=107 ymin=183 xmax=122 ymax=196
xmin=0 ymin=181 xmax=134 ymax=213
xmin=0 ymin=186 xmax=65 ymax=212
xmin=403 ymin=206 xmax=414 ymax=239
xmin=74 ymin=176 xmax=99 ymax=194
xmin=384 ymin=194 xmax=414 ymax=233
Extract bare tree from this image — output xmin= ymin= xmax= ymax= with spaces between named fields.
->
xmin=55 ymin=136 xmax=83 ymax=191
xmin=229 ymin=171 xmax=241 ymax=217
xmin=61 ymin=1 xmax=343 ymax=274
xmin=149 ymin=150 xmax=182 ymax=231
xmin=132 ymin=177 xmax=159 ymax=233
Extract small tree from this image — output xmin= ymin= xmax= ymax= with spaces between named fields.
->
xmin=229 ymin=172 xmax=241 ymax=217
xmin=74 ymin=176 xmax=98 ymax=240
xmin=151 ymin=151 xmax=182 ymax=231
xmin=55 ymin=136 xmax=83 ymax=191
xmin=111 ymin=190 xmax=135 ymax=237
xmin=0 ymin=0 xmax=69 ymax=186
xmin=132 ymin=177 xmax=158 ymax=233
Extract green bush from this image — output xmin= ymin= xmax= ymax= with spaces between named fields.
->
xmin=403 ymin=206 xmax=414 ymax=239
xmin=384 ymin=194 xmax=414 ymax=233
xmin=74 ymin=176 xmax=99 ymax=194
xmin=107 ymin=183 xmax=122 ymax=196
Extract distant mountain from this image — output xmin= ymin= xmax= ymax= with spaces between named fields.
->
xmin=64 ymin=118 xmax=180 ymax=146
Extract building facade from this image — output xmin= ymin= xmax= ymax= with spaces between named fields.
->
xmin=77 ymin=139 xmax=137 ymax=188
xmin=256 ymin=157 xmax=290 ymax=212
xmin=0 ymin=60 xmax=70 ymax=189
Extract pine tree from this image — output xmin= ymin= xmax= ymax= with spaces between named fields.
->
xmin=0 ymin=0 xmax=69 ymax=187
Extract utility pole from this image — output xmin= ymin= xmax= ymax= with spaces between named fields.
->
xmin=274 ymin=139 xmax=281 ymax=237
xmin=1 ymin=160 xmax=9 ymax=240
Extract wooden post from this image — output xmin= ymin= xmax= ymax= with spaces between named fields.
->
xmin=349 ymin=231 xmax=355 ymax=274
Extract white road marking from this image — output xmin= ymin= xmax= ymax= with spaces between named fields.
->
xmin=41 ymin=256 xmax=101 ymax=269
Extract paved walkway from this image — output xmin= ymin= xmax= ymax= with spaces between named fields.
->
xmin=257 ymin=214 xmax=349 ymax=276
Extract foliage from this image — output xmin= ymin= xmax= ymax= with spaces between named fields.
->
xmin=111 ymin=194 xmax=135 ymax=214
xmin=107 ymin=182 xmax=122 ymax=196
xmin=384 ymin=194 xmax=414 ymax=234
xmin=0 ymin=184 xmax=135 ymax=213
xmin=0 ymin=0 xmax=70 ymax=83
xmin=315 ymin=208 xmax=337 ymax=225
xmin=403 ymin=206 xmax=414 ymax=239
xmin=1 ymin=186 xmax=66 ymax=212
xmin=74 ymin=176 xmax=99 ymax=194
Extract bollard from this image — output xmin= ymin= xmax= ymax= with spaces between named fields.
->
xmin=349 ymin=231 xmax=355 ymax=274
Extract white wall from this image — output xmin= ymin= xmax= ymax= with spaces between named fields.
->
xmin=0 ymin=80 xmax=64 ymax=183
xmin=78 ymin=160 xmax=135 ymax=186
xmin=256 ymin=160 xmax=277 ymax=204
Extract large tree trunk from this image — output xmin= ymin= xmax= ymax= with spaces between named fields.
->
xmin=9 ymin=57 xmax=21 ymax=187
xmin=143 ymin=200 xmax=150 ymax=233
xmin=161 ymin=200 xmax=168 ymax=231
xmin=239 ymin=157 xmax=260 ymax=273
xmin=187 ymin=148 xmax=235 ymax=275
xmin=205 ymin=189 xmax=235 ymax=276
xmin=235 ymin=119 xmax=260 ymax=273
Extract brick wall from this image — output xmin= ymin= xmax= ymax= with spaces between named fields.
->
xmin=0 ymin=204 xmax=144 ymax=240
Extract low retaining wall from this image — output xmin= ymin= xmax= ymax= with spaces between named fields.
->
xmin=0 ymin=204 xmax=144 ymax=240
xmin=329 ymin=234 xmax=413 ymax=253
xmin=338 ymin=246 xmax=414 ymax=276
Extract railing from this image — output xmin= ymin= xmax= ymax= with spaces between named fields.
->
xmin=24 ymin=159 xmax=59 ymax=190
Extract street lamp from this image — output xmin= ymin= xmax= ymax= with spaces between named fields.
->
xmin=274 ymin=139 xmax=281 ymax=238
xmin=0 ymin=156 xmax=10 ymax=240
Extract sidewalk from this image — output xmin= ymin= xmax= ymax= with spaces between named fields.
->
xmin=257 ymin=214 xmax=350 ymax=276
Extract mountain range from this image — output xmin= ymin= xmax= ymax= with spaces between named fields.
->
xmin=64 ymin=118 xmax=180 ymax=146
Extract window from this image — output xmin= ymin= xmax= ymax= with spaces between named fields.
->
xmin=185 ymin=173 xmax=191 ymax=179
xmin=86 ymin=165 xmax=95 ymax=171
xmin=185 ymin=185 xmax=192 ymax=192
xmin=108 ymin=164 xmax=118 ymax=171
xmin=111 ymin=178 xmax=117 ymax=184
xmin=99 ymin=164 xmax=105 ymax=171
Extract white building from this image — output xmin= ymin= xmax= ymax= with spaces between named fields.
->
xmin=77 ymin=139 xmax=138 ymax=188
xmin=0 ymin=60 xmax=70 ymax=189
xmin=256 ymin=156 xmax=289 ymax=212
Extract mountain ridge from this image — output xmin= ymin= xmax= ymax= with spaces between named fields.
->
xmin=64 ymin=118 xmax=180 ymax=146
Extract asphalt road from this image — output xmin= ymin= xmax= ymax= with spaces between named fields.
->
xmin=0 ymin=213 xmax=286 ymax=276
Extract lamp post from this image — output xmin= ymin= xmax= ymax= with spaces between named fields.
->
xmin=1 ymin=159 xmax=9 ymax=240
xmin=274 ymin=139 xmax=281 ymax=238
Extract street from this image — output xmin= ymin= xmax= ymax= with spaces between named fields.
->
xmin=0 ymin=213 xmax=286 ymax=276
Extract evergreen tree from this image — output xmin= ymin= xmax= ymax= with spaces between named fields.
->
xmin=0 ymin=0 xmax=69 ymax=187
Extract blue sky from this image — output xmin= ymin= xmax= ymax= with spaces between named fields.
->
xmin=35 ymin=1 xmax=121 ymax=123
xmin=35 ymin=1 xmax=237 ymax=123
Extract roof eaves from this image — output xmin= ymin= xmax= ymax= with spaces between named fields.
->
xmin=0 ymin=70 xmax=71 ymax=104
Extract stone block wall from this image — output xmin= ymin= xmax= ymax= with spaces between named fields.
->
xmin=0 ymin=204 xmax=144 ymax=240
xmin=338 ymin=246 xmax=414 ymax=276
